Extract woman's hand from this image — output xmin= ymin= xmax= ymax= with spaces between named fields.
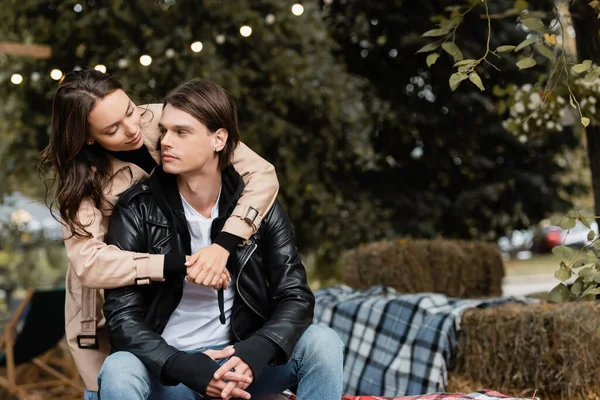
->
xmin=186 ymin=244 xmax=231 ymax=289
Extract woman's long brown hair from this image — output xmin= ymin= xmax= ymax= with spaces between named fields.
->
xmin=40 ymin=69 xmax=123 ymax=238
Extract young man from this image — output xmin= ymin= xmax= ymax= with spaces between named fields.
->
xmin=99 ymin=79 xmax=344 ymax=399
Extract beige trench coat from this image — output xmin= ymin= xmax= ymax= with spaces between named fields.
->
xmin=64 ymin=104 xmax=279 ymax=391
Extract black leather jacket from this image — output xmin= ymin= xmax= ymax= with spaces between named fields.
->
xmin=103 ymin=166 xmax=315 ymax=377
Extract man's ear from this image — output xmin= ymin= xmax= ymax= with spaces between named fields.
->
xmin=213 ymin=128 xmax=228 ymax=152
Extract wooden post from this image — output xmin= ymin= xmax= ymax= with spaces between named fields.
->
xmin=0 ymin=42 xmax=51 ymax=59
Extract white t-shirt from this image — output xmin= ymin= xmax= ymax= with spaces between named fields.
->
xmin=161 ymin=190 xmax=236 ymax=350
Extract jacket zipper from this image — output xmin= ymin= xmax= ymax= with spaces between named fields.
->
xmin=235 ymin=242 xmax=267 ymax=320
xmin=232 ymin=240 xmax=295 ymax=363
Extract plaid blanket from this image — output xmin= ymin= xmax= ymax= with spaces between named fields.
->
xmin=313 ymin=285 xmax=534 ymax=397
xmin=283 ymin=389 xmax=537 ymax=400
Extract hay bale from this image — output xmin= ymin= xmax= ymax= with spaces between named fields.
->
xmin=459 ymin=240 xmax=504 ymax=297
xmin=342 ymin=239 xmax=432 ymax=294
xmin=342 ymin=238 xmax=503 ymax=298
xmin=427 ymin=239 xmax=469 ymax=296
xmin=453 ymin=302 xmax=600 ymax=399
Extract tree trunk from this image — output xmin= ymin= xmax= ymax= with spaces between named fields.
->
xmin=570 ymin=0 xmax=600 ymax=216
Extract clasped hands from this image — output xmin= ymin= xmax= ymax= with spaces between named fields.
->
xmin=204 ymin=347 xmax=254 ymax=400
xmin=185 ymin=243 xmax=231 ymax=290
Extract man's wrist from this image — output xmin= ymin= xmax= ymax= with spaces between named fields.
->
xmin=233 ymin=335 xmax=278 ymax=380
xmin=213 ymin=232 xmax=243 ymax=254
xmin=162 ymin=351 xmax=219 ymax=395
xmin=163 ymin=253 xmax=186 ymax=276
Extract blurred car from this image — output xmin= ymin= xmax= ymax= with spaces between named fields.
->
xmin=497 ymin=228 xmax=535 ymax=261
xmin=0 ymin=192 xmax=63 ymax=244
xmin=534 ymin=220 xmax=598 ymax=253
xmin=497 ymin=219 xmax=599 ymax=260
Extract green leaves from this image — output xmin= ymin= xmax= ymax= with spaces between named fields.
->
xmin=515 ymin=37 xmax=536 ymax=52
xmin=549 ymin=283 xmax=570 ymax=303
xmin=561 ymin=217 xmax=577 ymax=230
xmin=577 ymin=265 xmax=595 ymax=282
xmin=516 ymin=57 xmax=536 ymax=69
xmin=444 ymin=45 xmax=473 ymax=90
xmin=554 ymin=263 xmax=571 ymax=282
xmin=534 ymin=43 xmax=554 ymax=60
xmin=449 ymin=72 xmax=468 ymax=91
xmin=420 ymin=39 xmax=463 ymax=66
xmin=549 ymin=209 xmax=600 ymax=302
xmin=496 ymin=45 xmax=516 ymax=53
xmin=588 ymin=230 xmax=596 ymax=242
xmin=422 ymin=28 xmax=450 ymax=37
xmin=469 ymin=72 xmax=485 ymax=91
xmin=571 ymin=277 xmax=584 ymax=296
xmin=442 ymin=42 xmax=463 ymax=62
xmin=579 ymin=214 xmax=592 ymax=228
xmin=416 ymin=42 xmax=440 ymax=54
xmin=552 ymin=245 xmax=575 ymax=261
xmin=581 ymin=285 xmax=600 ymax=298
xmin=439 ymin=17 xmax=460 ymax=31
xmin=426 ymin=53 xmax=440 ymax=67
xmin=520 ymin=17 xmax=545 ymax=33
xmin=454 ymin=59 xmax=478 ymax=72
xmin=572 ymin=59 xmax=592 ymax=74
xmin=584 ymin=72 xmax=599 ymax=82
xmin=454 ymin=59 xmax=476 ymax=67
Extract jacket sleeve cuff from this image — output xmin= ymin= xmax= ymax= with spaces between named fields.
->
xmin=213 ymin=232 xmax=243 ymax=254
xmin=161 ymin=351 xmax=220 ymax=394
xmin=163 ymin=253 xmax=186 ymax=276
xmin=233 ymin=336 xmax=279 ymax=380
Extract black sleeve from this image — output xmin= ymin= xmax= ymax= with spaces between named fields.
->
xmin=104 ymin=201 xmax=214 ymax=387
xmin=244 ymin=200 xmax=315 ymax=364
xmin=233 ymin=335 xmax=278 ymax=379
xmin=213 ymin=231 xmax=243 ymax=254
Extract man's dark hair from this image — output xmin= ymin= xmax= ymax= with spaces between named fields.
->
xmin=164 ymin=79 xmax=240 ymax=170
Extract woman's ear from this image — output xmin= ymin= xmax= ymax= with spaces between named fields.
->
xmin=213 ymin=128 xmax=228 ymax=152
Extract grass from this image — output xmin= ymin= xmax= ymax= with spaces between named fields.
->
xmin=504 ymin=253 xmax=558 ymax=277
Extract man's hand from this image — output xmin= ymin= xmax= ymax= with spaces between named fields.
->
xmin=204 ymin=346 xmax=235 ymax=361
xmin=204 ymin=348 xmax=252 ymax=400
xmin=205 ymin=376 xmax=252 ymax=400
xmin=186 ymin=244 xmax=231 ymax=289
xmin=214 ymin=356 xmax=254 ymax=400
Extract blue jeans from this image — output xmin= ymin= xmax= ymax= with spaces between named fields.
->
xmin=95 ymin=324 xmax=343 ymax=400
xmin=84 ymin=389 xmax=98 ymax=400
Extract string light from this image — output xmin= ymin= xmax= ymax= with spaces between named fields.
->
xmin=265 ymin=14 xmax=276 ymax=24
xmin=50 ymin=69 xmax=63 ymax=80
xmin=240 ymin=25 xmax=252 ymax=37
xmin=191 ymin=41 xmax=203 ymax=53
xmin=10 ymin=13 xmax=297 ymax=81
xmin=139 ymin=55 xmax=152 ymax=66
xmin=291 ymin=4 xmax=304 ymax=16
xmin=10 ymin=74 xmax=23 ymax=85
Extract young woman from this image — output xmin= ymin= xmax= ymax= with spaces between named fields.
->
xmin=40 ymin=69 xmax=279 ymax=397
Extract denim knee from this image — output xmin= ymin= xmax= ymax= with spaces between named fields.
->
xmin=98 ymin=351 xmax=151 ymax=399
xmin=294 ymin=324 xmax=344 ymax=363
